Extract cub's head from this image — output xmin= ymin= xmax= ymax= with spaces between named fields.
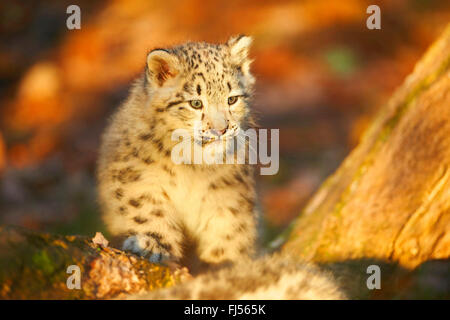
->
xmin=142 ymin=36 xmax=255 ymax=161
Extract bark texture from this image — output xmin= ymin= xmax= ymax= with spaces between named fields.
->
xmin=0 ymin=225 xmax=184 ymax=299
xmin=283 ymin=24 xmax=450 ymax=270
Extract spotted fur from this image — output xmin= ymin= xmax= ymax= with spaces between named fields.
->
xmin=97 ymin=36 xmax=258 ymax=271
xmin=127 ymin=254 xmax=348 ymax=300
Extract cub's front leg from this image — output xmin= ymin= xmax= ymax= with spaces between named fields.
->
xmin=123 ymin=231 xmax=178 ymax=263
xmin=195 ymin=185 xmax=257 ymax=265
xmin=100 ymin=179 xmax=184 ymax=263
xmin=120 ymin=196 xmax=184 ymax=263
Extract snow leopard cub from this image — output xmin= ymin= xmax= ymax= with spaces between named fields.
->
xmin=97 ymin=36 xmax=258 ymax=272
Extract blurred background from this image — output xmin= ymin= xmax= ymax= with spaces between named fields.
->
xmin=0 ymin=0 xmax=449 ymax=244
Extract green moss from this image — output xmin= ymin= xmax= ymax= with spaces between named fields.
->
xmin=31 ymin=250 xmax=55 ymax=276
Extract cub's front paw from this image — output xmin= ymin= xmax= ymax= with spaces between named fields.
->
xmin=122 ymin=234 xmax=171 ymax=263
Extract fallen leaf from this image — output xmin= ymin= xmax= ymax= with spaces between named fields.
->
xmin=92 ymin=232 xmax=109 ymax=248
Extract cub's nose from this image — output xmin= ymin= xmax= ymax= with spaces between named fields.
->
xmin=210 ymin=125 xmax=228 ymax=137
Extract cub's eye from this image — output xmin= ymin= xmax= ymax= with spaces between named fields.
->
xmin=189 ymin=100 xmax=203 ymax=109
xmin=228 ymin=96 xmax=239 ymax=105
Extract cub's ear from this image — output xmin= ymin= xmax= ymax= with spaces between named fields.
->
xmin=146 ymin=49 xmax=180 ymax=87
xmin=227 ymin=35 xmax=254 ymax=83
xmin=227 ymin=35 xmax=252 ymax=62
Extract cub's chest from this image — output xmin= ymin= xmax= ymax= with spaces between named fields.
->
xmin=160 ymin=165 xmax=215 ymax=214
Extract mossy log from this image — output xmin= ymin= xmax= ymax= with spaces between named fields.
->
xmin=0 ymin=225 xmax=183 ymax=299
xmin=283 ymin=24 xmax=450 ymax=270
